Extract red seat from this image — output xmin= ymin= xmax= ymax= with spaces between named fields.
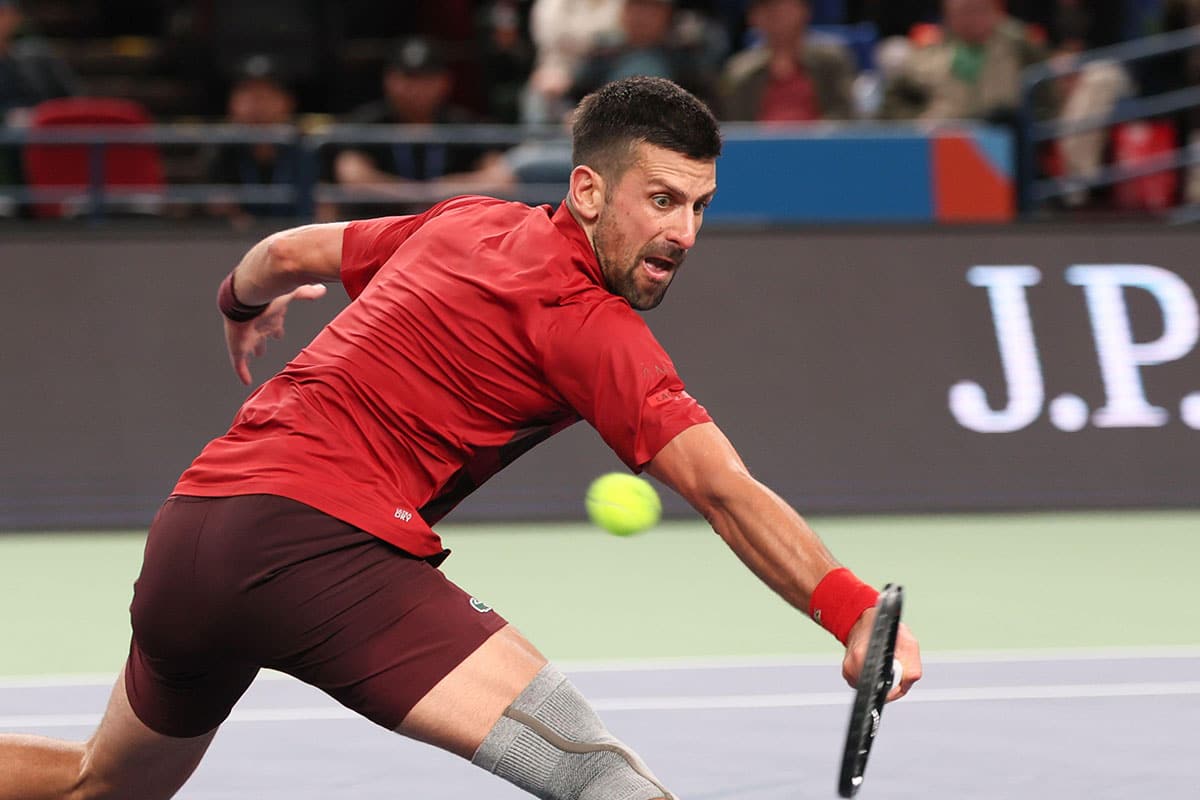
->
xmin=1112 ymin=120 xmax=1179 ymax=212
xmin=22 ymin=97 xmax=166 ymax=218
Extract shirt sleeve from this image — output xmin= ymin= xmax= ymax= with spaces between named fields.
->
xmin=340 ymin=196 xmax=507 ymax=299
xmin=540 ymin=298 xmax=712 ymax=471
xmin=340 ymin=213 xmax=432 ymax=300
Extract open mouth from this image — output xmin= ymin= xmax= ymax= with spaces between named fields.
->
xmin=642 ymin=256 xmax=674 ymax=280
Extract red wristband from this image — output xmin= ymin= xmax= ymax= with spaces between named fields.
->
xmin=808 ymin=568 xmax=880 ymax=645
xmin=217 ymin=270 xmax=269 ymax=322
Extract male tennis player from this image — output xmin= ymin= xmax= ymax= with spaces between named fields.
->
xmin=0 ymin=76 xmax=920 ymax=799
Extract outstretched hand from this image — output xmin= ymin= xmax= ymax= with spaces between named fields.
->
xmin=224 ymin=283 xmax=327 ymax=385
xmin=842 ymin=611 xmax=922 ymax=702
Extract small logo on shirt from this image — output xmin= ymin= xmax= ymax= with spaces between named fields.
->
xmin=648 ymin=388 xmax=693 ymax=408
xmin=393 ymin=507 xmax=413 ymax=522
xmin=469 ymin=597 xmax=493 ymax=613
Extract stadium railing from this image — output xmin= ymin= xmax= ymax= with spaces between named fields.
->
xmin=0 ymin=121 xmax=573 ymax=221
xmin=1019 ymin=24 xmax=1200 ymax=221
xmin=1 ymin=120 xmax=1018 ymax=225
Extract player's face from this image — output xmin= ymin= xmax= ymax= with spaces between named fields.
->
xmin=593 ymin=143 xmax=716 ymax=310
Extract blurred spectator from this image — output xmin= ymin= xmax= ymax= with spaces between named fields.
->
xmin=0 ymin=0 xmax=78 ymax=126
xmin=208 ymin=0 xmax=333 ymax=113
xmin=879 ymin=0 xmax=1141 ymax=210
xmin=0 ymin=0 xmax=78 ymax=215
xmin=479 ymin=0 xmax=535 ymax=124
xmin=851 ymin=34 xmax=915 ymax=118
xmin=1046 ymin=3 xmax=1136 ymax=208
xmin=523 ymin=0 xmax=623 ymax=124
xmin=879 ymin=0 xmax=1054 ymax=122
xmin=718 ymin=0 xmax=857 ymax=122
xmin=570 ymin=0 xmax=716 ymax=104
xmin=330 ymin=37 xmax=506 ymax=212
xmin=202 ymin=55 xmax=303 ymax=229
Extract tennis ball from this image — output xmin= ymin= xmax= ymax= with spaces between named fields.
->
xmin=585 ymin=472 xmax=661 ymax=537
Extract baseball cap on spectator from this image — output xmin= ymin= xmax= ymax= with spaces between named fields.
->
xmin=234 ymin=53 xmax=289 ymax=89
xmin=388 ymin=37 xmax=448 ymax=75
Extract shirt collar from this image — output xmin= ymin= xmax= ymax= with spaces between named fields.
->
xmin=551 ymin=201 xmax=604 ymax=286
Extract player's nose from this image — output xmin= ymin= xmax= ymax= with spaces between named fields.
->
xmin=666 ymin=210 xmax=698 ymax=251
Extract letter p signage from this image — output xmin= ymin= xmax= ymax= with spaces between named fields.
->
xmin=1067 ymin=265 xmax=1199 ymax=428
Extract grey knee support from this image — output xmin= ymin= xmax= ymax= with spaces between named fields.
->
xmin=472 ymin=664 xmax=676 ymax=800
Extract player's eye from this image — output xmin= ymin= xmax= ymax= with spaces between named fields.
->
xmin=652 ymin=195 xmax=671 ymax=209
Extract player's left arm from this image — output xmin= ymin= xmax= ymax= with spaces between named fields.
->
xmin=221 ymin=222 xmax=348 ymax=385
xmin=645 ymin=422 xmax=922 ymax=699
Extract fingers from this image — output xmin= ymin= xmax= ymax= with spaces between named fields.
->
xmin=291 ymin=283 xmax=327 ymax=302
xmin=227 ymin=348 xmax=252 ymax=385
xmin=842 ymin=620 xmax=922 ymax=703
xmin=235 ymin=357 xmax=252 ymax=386
xmin=222 ymin=283 xmax=325 ymax=384
xmin=886 ymin=624 xmax=922 ymax=703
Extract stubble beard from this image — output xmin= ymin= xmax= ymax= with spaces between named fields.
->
xmin=593 ymin=212 xmax=676 ymax=311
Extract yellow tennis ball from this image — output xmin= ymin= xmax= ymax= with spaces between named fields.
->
xmin=585 ymin=473 xmax=661 ymax=537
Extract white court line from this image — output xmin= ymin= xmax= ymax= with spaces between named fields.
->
xmin=4 ymin=645 xmax=1200 ymax=688
xmin=3 ymin=681 xmax=1200 ymax=729
xmin=561 ymin=645 xmax=1200 ymax=673
xmin=591 ymin=681 xmax=1200 ymax=711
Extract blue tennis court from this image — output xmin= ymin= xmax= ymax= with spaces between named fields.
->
xmin=4 ymin=649 xmax=1198 ymax=798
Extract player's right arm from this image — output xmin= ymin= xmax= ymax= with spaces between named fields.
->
xmin=645 ymin=422 xmax=922 ymax=700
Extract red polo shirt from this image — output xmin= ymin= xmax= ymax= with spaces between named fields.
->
xmin=174 ymin=196 xmax=710 ymax=556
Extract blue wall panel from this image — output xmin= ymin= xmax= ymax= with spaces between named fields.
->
xmin=710 ymin=133 xmax=935 ymax=223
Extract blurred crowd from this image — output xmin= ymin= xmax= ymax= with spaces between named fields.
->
xmin=2 ymin=0 xmax=1199 ymax=223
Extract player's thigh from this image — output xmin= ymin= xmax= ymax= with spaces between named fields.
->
xmin=80 ymin=668 xmax=216 ymax=800
xmin=252 ymin=519 xmax=516 ymax=736
xmin=398 ymin=624 xmax=548 ymax=758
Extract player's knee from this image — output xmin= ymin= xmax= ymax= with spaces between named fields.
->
xmin=54 ymin=741 xmax=105 ymax=800
xmin=68 ymin=743 xmax=143 ymax=800
xmin=68 ymin=746 xmax=113 ymax=800
xmin=472 ymin=664 xmax=675 ymax=800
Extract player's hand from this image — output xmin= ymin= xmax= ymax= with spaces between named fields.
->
xmin=842 ymin=612 xmax=922 ymax=703
xmin=224 ymin=283 xmax=327 ymax=385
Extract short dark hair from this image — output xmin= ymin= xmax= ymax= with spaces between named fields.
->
xmin=571 ymin=76 xmax=722 ymax=178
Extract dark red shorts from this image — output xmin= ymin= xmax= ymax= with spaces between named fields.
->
xmin=126 ymin=494 xmax=508 ymax=738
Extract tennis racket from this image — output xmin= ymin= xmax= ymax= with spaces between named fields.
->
xmin=837 ymin=584 xmax=903 ymax=798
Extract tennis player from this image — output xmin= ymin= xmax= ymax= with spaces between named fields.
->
xmin=0 ymin=76 xmax=920 ymax=800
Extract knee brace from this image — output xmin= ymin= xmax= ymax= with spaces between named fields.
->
xmin=472 ymin=664 xmax=676 ymax=800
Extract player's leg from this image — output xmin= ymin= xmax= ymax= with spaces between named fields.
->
xmin=0 ymin=494 xmax=267 ymax=800
xmin=0 ymin=668 xmax=216 ymax=800
xmin=400 ymin=624 xmax=676 ymax=800
xmin=397 ymin=623 xmax=547 ymax=757
xmin=225 ymin=496 xmax=676 ymax=799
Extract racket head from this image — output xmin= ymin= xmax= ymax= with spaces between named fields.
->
xmin=837 ymin=584 xmax=903 ymax=798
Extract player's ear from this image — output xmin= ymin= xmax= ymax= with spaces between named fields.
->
xmin=568 ymin=165 xmax=604 ymax=223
